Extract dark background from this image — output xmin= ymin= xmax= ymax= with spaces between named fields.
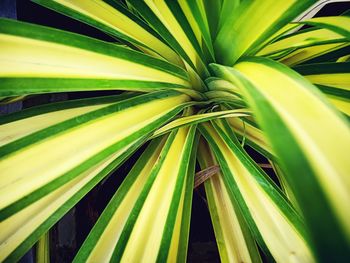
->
xmin=1 ymin=0 xmax=349 ymax=262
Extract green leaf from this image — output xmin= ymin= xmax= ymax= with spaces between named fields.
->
xmin=279 ymin=42 xmax=349 ymax=66
xmin=226 ymin=117 xmax=275 ymax=159
xmin=1 ymin=2 xmax=349 ymax=262
xmin=301 ymin=43 xmax=350 ymax=64
xmin=211 ymin=58 xmax=350 ymax=261
xmin=0 ymin=19 xmax=191 ymax=97
xmin=258 ymin=27 xmax=347 ymax=57
xmin=126 ymin=0 xmax=209 ymax=78
xmin=0 ymin=91 xmax=190 ymax=221
xmin=197 ymin=139 xmax=262 ymax=263
xmin=0 ymin=136 xmax=146 ymax=262
xmin=293 ymin=62 xmax=350 ymax=90
xmin=214 ymin=0 xmax=315 ymax=65
xmin=299 ymin=16 xmax=350 ymax=40
xmin=31 ymin=0 xmax=183 ymax=65
xmin=152 ymin=108 xmax=250 ymax=138
xmin=180 ymin=0 xmax=215 ymax=62
xmin=203 ymin=0 xmax=223 ymax=39
xmin=199 ymin=120 xmax=314 ymax=262
xmin=293 ymin=62 xmax=350 ymax=115
xmin=36 ymin=232 xmax=50 ymax=263
xmin=73 ymin=125 xmax=197 ymax=262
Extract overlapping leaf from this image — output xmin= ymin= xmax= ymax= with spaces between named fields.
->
xmin=73 ymin=125 xmax=197 ymax=262
xmin=199 ymin=120 xmax=315 ymax=262
xmin=0 ymin=19 xmax=195 ymax=98
xmin=0 ymin=1 xmax=349 ymax=262
xmin=211 ymin=58 xmax=350 ymax=261
xmin=197 ymin=139 xmax=261 ymax=263
xmin=0 ymin=91 xmax=190 ymax=261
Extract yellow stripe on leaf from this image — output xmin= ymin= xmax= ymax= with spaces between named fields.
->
xmin=215 ymin=0 xmax=314 ymax=65
xmin=202 ymin=123 xmax=315 ymax=262
xmin=259 ymin=28 xmax=345 ymax=57
xmin=0 ymin=103 xmax=111 ymax=147
xmin=280 ymin=42 xmax=349 ymax=66
xmin=300 ymin=16 xmax=350 ymax=40
xmin=0 ymin=93 xmax=189 ymax=212
xmin=144 ymin=0 xmax=208 ymax=76
xmin=233 ymin=60 xmax=350 ymax=237
xmin=51 ymin=0 xmax=183 ymax=65
xmin=85 ymin=140 xmax=165 ymax=262
xmin=0 ymin=34 xmax=188 ymax=87
xmin=0 ymin=142 xmax=135 ymax=262
xmin=198 ymin=140 xmax=261 ymax=263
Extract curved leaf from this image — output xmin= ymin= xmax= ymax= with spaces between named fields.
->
xmin=211 ymin=58 xmax=350 ymax=261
